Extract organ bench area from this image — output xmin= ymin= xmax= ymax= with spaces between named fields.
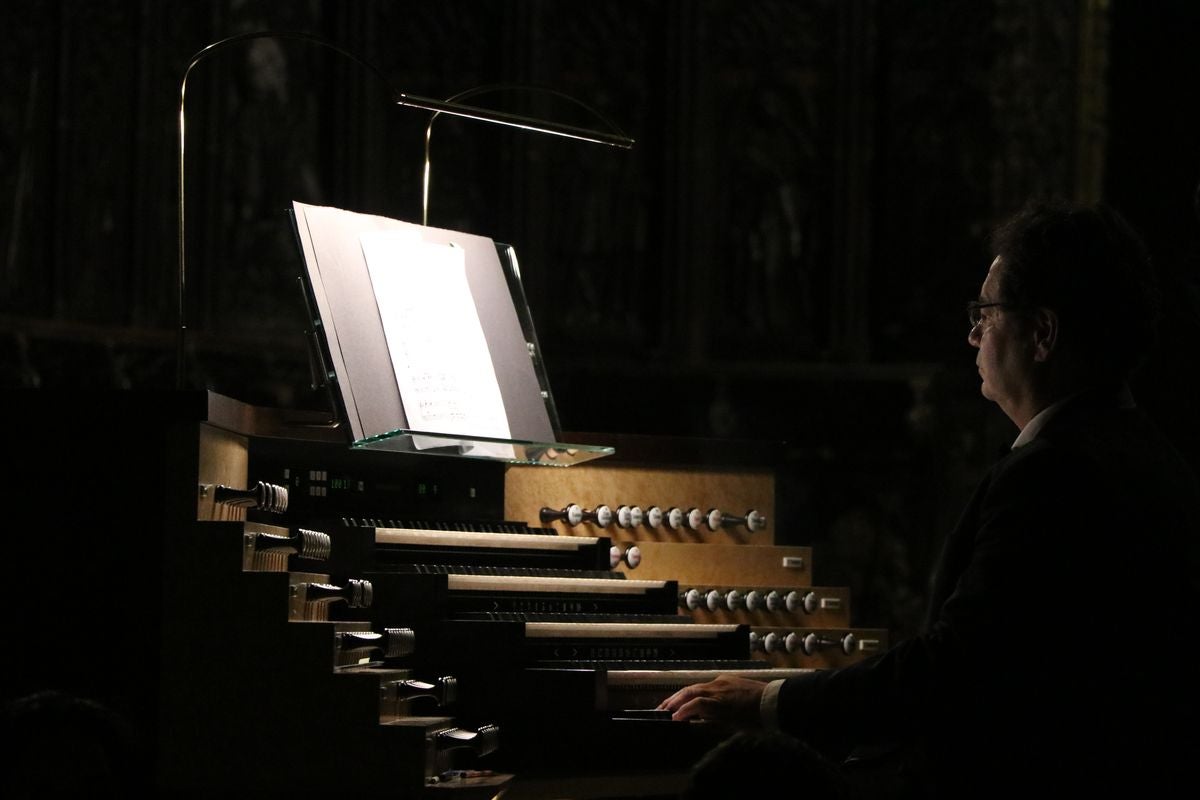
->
xmin=10 ymin=391 xmax=886 ymax=799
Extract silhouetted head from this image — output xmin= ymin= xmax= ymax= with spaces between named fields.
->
xmin=988 ymin=198 xmax=1159 ymax=387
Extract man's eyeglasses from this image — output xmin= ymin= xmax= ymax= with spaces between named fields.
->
xmin=966 ymin=301 xmax=1014 ymax=331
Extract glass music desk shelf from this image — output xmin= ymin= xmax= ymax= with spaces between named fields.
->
xmin=350 ymin=428 xmax=614 ymax=467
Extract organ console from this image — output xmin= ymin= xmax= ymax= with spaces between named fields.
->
xmin=9 ymin=389 xmax=887 ymax=798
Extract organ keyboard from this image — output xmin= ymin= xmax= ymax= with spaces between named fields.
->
xmin=9 ymin=390 xmax=887 ymax=799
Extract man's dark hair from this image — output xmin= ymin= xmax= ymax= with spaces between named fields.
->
xmin=990 ymin=198 xmax=1160 ymax=384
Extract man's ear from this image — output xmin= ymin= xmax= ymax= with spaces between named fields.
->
xmin=1031 ymin=307 xmax=1059 ymax=362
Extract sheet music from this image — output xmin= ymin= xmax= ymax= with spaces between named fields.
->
xmin=360 ymin=230 xmax=514 ymax=457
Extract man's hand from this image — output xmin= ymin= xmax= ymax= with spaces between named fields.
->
xmin=656 ymin=675 xmax=768 ymax=727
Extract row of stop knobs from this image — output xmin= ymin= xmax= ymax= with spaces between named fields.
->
xmin=540 ymin=503 xmax=767 ymax=532
xmin=680 ymin=588 xmax=837 ymax=614
xmin=751 ymin=630 xmax=864 ymax=656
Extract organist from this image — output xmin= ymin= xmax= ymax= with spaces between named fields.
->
xmin=660 ymin=199 xmax=1200 ymax=799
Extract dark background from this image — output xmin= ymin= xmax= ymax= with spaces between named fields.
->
xmin=2 ymin=0 xmax=1198 ymax=643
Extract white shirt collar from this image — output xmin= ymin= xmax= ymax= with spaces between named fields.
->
xmin=1011 ymin=385 xmax=1136 ymax=450
xmin=1012 ymin=399 xmax=1070 ymax=449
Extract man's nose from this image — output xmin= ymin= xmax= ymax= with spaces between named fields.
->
xmin=967 ymin=325 xmax=982 ymax=348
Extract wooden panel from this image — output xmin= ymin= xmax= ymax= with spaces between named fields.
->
xmin=612 ymin=540 xmax=810 ymax=586
xmin=196 ymin=423 xmax=248 ymax=522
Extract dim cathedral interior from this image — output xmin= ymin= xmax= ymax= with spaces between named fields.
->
xmin=3 ymin=0 xmax=1199 ymax=797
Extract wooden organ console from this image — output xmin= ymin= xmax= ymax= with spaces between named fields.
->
xmin=8 ymin=390 xmax=887 ymax=798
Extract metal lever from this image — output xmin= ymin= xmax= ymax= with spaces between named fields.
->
xmin=246 ymin=528 xmax=330 ymax=560
xmin=214 ymin=481 xmax=289 ymax=513
xmin=335 ymin=627 xmax=416 ymax=660
xmin=382 ymin=676 xmax=458 ymax=707
xmin=433 ymin=723 xmax=500 ymax=758
xmin=292 ymin=579 xmax=373 ymax=609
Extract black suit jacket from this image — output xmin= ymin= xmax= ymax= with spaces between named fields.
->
xmin=776 ymin=392 xmax=1200 ymax=798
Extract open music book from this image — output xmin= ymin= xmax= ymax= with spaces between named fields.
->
xmin=291 ymin=201 xmax=610 ymax=465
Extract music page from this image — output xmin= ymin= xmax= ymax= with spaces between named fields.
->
xmin=360 ymin=230 xmax=514 ymax=457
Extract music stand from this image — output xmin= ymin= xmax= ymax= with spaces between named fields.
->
xmin=291 ymin=201 xmax=613 ymax=466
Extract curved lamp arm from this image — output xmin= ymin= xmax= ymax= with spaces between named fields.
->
xmin=176 ymin=31 xmax=635 ymax=391
xmin=411 ymin=84 xmax=635 ymax=226
xmin=177 ymin=31 xmax=395 ymax=390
